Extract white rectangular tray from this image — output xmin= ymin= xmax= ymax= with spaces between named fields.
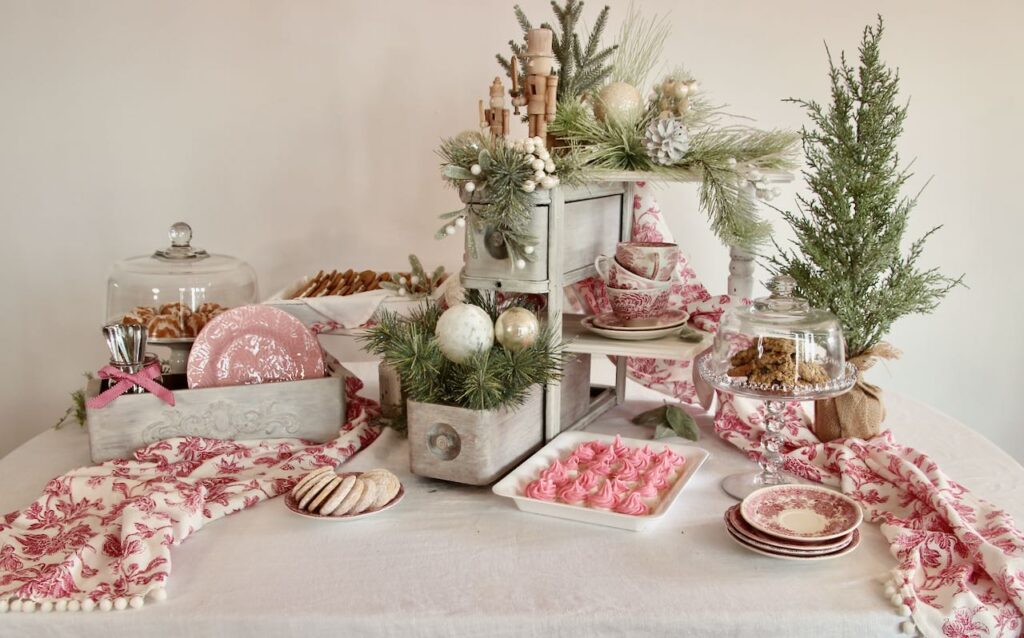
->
xmin=492 ymin=431 xmax=709 ymax=532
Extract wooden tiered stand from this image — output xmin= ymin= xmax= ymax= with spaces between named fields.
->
xmin=461 ymin=171 xmax=780 ymax=441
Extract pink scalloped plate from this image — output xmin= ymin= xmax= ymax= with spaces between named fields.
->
xmin=725 ymin=506 xmax=854 ymax=554
xmin=187 ymin=305 xmax=325 ymax=389
xmin=740 ymin=484 xmax=862 ymax=542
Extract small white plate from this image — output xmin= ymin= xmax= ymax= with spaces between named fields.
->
xmin=492 ymin=432 xmax=710 ymax=532
xmin=726 ymin=525 xmax=861 ymax=561
xmin=740 ymin=484 xmax=863 ymax=542
xmin=284 ymin=473 xmax=405 ymax=521
xmin=581 ymin=316 xmax=689 ymax=342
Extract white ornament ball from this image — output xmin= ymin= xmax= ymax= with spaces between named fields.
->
xmin=81 ymin=598 xmax=95 ymax=612
xmin=410 ymin=275 xmax=420 ymax=285
xmin=524 ymin=141 xmax=536 ymax=154
xmin=99 ymin=598 xmax=113 ymax=612
xmin=534 ymin=169 xmax=545 ymax=181
xmin=149 ymin=588 xmax=168 ymax=603
xmin=435 ymin=303 xmax=495 ymax=363
xmin=687 ymin=80 xmax=700 ymax=95
xmin=495 ymin=307 xmax=540 ymax=351
xmin=397 ymin=288 xmax=407 ymax=296
xmin=544 ymin=160 xmax=556 ymax=173
xmin=521 ymin=180 xmax=536 ymax=193
xmin=67 ymin=600 xmax=80 ymax=612
xmin=515 ymin=258 xmax=527 ymax=269
xmin=129 ymin=596 xmax=145 ymax=610
xmin=464 ymin=181 xmax=476 ymax=193
xmin=594 ymin=82 xmax=643 ymax=123
xmin=523 ymin=245 xmax=535 ymax=255
xmin=455 ymin=216 xmax=466 ymax=228
xmin=504 ymin=138 xmax=515 ymax=149
xmin=540 ymin=176 xmax=555 ymax=190
xmin=532 ymin=136 xmax=544 ymax=147
xmin=444 ymin=225 xmax=456 ymax=236
xmin=537 ymin=149 xmax=550 ymax=161
xmin=39 ymin=601 xmax=52 ymax=613
xmin=531 ymin=158 xmax=545 ymax=171
xmin=470 ymin=164 xmax=481 ymax=176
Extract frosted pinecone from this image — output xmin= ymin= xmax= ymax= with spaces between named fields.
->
xmin=643 ymin=117 xmax=690 ymax=166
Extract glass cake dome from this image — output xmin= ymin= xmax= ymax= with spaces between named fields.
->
xmin=105 ymin=222 xmax=259 ymax=344
xmin=699 ymin=275 xmax=856 ymax=400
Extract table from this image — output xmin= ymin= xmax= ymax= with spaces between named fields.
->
xmin=1 ymin=361 xmax=1022 ymax=638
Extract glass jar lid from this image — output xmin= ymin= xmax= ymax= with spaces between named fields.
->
xmin=698 ymin=276 xmax=857 ymax=400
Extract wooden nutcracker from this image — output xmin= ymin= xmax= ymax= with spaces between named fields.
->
xmin=479 ymin=77 xmax=510 ymax=138
xmin=510 ymin=28 xmax=558 ymax=140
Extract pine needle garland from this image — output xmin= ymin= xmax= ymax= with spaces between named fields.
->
xmin=766 ymin=17 xmax=963 ymax=357
xmin=360 ymin=294 xmax=565 ymax=412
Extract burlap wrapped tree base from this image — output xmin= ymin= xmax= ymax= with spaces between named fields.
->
xmin=814 ymin=377 xmax=885 ymax=441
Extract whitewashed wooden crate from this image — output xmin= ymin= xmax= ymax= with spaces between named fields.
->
xmin=86 ymin=366 xmax=349 ymax=463
xmin=407 ymin=386 xmax=544 ymax=486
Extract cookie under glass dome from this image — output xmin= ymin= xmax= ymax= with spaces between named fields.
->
xmin=105 ymin=222 xmax=258 ymax=373
xmin=697 ymin=275 xmax=857 ymax=498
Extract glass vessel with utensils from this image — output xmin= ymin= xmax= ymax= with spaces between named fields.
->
xmin=697 ymin=275 xmax=857 ymax=499
xmin=105 ymin=222 xmax=259 ymax=374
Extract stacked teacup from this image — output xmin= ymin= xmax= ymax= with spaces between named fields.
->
xmin=594 ymin=242 xmax=680 ymax=326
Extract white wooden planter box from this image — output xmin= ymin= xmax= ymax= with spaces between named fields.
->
xmin=86 ymin=366 xmax=349 ymax=463
xmin=407 ymin=386 xmax=544 ymax=486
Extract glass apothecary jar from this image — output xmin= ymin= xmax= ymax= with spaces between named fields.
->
xmin=105 ymin=222 xmax=258 ymax=372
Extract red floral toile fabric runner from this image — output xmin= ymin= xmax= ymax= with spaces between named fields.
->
xmin=0 ymin=376 xmax=380 ymax=611
xmin=572 ymin=184 xmax=1024 ymax=637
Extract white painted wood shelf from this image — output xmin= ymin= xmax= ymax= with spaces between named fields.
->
xmin=561 ymin=314 xmax=712 ymax=359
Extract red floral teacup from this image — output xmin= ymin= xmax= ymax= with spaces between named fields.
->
xmin=594 ymin=255 xmax=665 ymax=290
xmin=606 ymin=283 xmax=672 ymax=325
xmin=615 ymin=242 xmax=680 ymax=281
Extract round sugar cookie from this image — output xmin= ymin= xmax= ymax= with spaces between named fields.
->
xmin=298 ymin=472 xmax=336 ymax=510
xmin=348 ymin=478 xmax=378 ymax=515
xmin=319 ymin=475 xmax=357 ymax=515
xmin=291 ymin=466 xmax=333 ymax=498
xmin=331 ymin=478 xmax=365 ymax=517
xmin=306 ymin=475 xmax=341 ymax=512
xmin=362 ymin=470 xmax=401 ymax=510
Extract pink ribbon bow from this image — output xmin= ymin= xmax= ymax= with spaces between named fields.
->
xmin=86 ymin=362 xmax=175 ymax=408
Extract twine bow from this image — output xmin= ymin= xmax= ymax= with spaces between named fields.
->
xmin=848 ymin=341 xmax=902 ymax=373
xmin=86 ymin=361 xmax=175 ymax=409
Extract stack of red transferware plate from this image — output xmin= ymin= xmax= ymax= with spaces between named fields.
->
xmin=724 ymin=484 xmax=863 ymax=561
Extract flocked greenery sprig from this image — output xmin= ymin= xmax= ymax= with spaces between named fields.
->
xmin=497 ymin=1 xmax=617 ymax=105
xmin=767 ymin=18 xmax=962 ymax=358
xmin=436 ymin=131 xmax=582 ymax=271
xmin=360 ymin=291 xmax=565 ymax=412
xmin=378 ymin=254 xmax=446 ymax=298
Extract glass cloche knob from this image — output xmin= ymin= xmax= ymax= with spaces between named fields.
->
xmin=168 ymin=222 xmax=193 ymax=248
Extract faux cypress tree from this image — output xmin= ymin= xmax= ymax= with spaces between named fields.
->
xmin=768 ymin=18 xmax=963 ymax=440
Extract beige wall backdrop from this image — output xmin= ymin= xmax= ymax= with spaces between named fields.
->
xmin=1 ymin=0 xmax=1021 ymax=460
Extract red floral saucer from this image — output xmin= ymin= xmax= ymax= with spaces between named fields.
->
xmin=591 ymin=310 xmax=689 ymax=332
xmin=740 ymin=485 xmax=862 ymax=542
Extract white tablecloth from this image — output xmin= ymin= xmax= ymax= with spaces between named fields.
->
xmin=1 ymin=361 xmax=1022 ymax=638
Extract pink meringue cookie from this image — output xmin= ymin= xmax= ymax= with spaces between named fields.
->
xmin=587 ymin=456 xmax=614 ymax=476
xmin=524 ymin=478 xmax=557 ymax=501
xmin=587 ymin=480 xmax=619 ymax=509
xmin=612 ymin=460 xmax=641 ymax=482
xmin=595 ymin=448 xmax=618 ymax=467
xmin=540 ymin=459 xmax=568 ymax=484
xmin=557 ymin=479 xmax=589 ymax=504
xmin=587 ymin=440 xmax=609 ymax=455
xmin=644 ymin=470 xmax=672 ymax=491
xmin=610 ymin=434 xmax=630 ymax=457
xmin=562 ymin=455 xmax=581 ymax=471
xmin=607 ymin=478 xmax=631 ymax=495
xmin=576 ymin=469 xmax=600 ymax=490
xmin=573 ymin=444 xmax=596 ymax=462
xmin=659 ymin=447 xmax=686 ymax=467
xmin=614 ymin=492 xmax=649 ymax=516
xmin=632 ymin=482 xmax=658 ymax=498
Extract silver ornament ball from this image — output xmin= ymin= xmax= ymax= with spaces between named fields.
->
xmin=495 ymin=307 xmax=540 ymax=351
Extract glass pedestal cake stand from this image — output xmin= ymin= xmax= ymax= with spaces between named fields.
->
xmin=697 ymin=353 xmax=857 ymax=499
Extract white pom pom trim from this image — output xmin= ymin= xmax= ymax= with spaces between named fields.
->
xmin=39 ymin=600 xmax=52 ymax=613
xmin=81 ymin=598 xmax=95 ymax=612
xmin=129 ymin=596 xmax=145 ymax=610
xmin=149 ymin=588 xmax=168 ymax=603
xmin=113 ymin=597 xmax=128 ymax=611
xmin=68 ymin=600 xmax=81 ymax=612
xmin=99 ymin=598 xmax=113 ymax=612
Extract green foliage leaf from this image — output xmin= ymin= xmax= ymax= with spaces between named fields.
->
xmin=665 ymin=406 xmax=699 ymax=441
xmin=443 ymin=165 xmax=474 ymax=180
xmin=653 ymin=424 xmax=676 ymax=440
xmin=631 ymin=404 xmax=668 ymax=427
